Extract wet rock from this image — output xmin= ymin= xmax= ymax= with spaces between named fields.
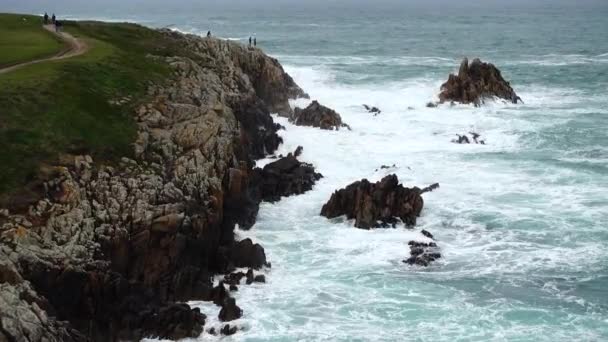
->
xmin=219 ymin=297 xmax=242 ymax=322
xmin=254 ymin=274 xmax=266 ymax=283
xmin=294 ymin=145 xmax=304 ymax=158
xmin=246 ymin=268 xmax=254 ymax=285
xmin=321 ymin=174 xmax=436 ymax=229
xmin=291 ymin=101 xmax=350 ymax=130
xmin=426 ymin=102 xmax=438 ymax=108
xmin=421 ymin=229 xmax=434 ymax=239
xmin=438 ymin=58 xmax=521 ymax=106
xmin=252 ymin=155 xmax=322 ymax=203
xmin=404 ymin=240 xmax=442 ymax=266
xmin=451 ymin=132 xmax=486 ymax=145
xmin=141 ymin=304 xmax=206 ymax=340
xmin=363 ymin=104 xmax=382 ymax=115
xmin=221 ymin=324 xmax=238 ymax=336
xmin=229 ymin=284 xmax=238 ymax=292
xmin=208 ymin=327 xmax=217 ymax=335
xmin=228 ymin=238 xmax=267 ymax=270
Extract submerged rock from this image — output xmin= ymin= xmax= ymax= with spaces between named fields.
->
xmin=438 ymin=58 xmax=521 ymax=106
xmin=320 ymin=174 xmax=438 ymax=229
xmin=451 ymin=132 xmax=486 ymax=144
xmin=291 ymin=101 xmax=350 ymax=130
xmin=363 ymin=104 xmax=382 ymax=115
xmin=404 ymin=240 xmax=442 ymax=266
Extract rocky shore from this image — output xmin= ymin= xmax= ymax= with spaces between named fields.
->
xmin=0 ymin=30 xmax=313 ymax=341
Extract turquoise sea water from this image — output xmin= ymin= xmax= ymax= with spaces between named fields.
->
xmin=5 ymin=1 xmax=608 ymax=340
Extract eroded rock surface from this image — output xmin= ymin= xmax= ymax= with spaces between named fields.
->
xmin=438 ymin=58 xmax=521 ymax=106
xmin=0 ymin=31 xmax=306 ymax=341
xmin=321 ymin=175 xmax=437 ymax=229
xmin=252 ymin=155 xmax=322 ymax=203
xmin=291 ymin=101 xmax=350 ymax=130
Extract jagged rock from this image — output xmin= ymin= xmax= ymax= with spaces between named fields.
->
xmin=291 ymin=101 xmax=350 ymax=130
xmin=246 ymin=268 xmax=254 ymax=285
xmin=254 ymin=274 xmax=266 ymax=283
xmin=252 ymin=155 xmax=322 ymax=203
xmin=320 ymin=174 xmax=434 ymax=229
xmin=0 ymin=30 xmax=307 ymax=341
xmin=439 ymin=58 xmax=521 ymax=106
xmin=218 ymin=297 xmax=242 ymax=322
xmin=221 ymin=324 xmax=238 ymax=336
xmin=294 ymin=146 xmax=304 ymax=158
xmin=404 ymin=240 xmax=441 ymax=266
xmin=228 ymin=238 xmax=267 ymax=270
xmin=451 ymin=132 xmax=486 ymax=145
xmin=363 ymin=104 xmax=381 ymax=115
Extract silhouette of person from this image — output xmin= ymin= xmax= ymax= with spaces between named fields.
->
xmin=55 ymin=20 xmax=61 ymax=32
xmin=249 ymin=36 xmax=252 ymax=47
xmin=207 ymin=30 xmax=211 ymax=38
xmin=254 ymin=37 xmax=257 ymax=47
xmin=43 ymin=12 xmax=48 ymax=25
xmin=51 ymin=13 xmax=56 ymax=25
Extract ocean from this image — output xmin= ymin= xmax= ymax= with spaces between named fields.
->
xmin=4 ymin=1 xmax=608 ymax=340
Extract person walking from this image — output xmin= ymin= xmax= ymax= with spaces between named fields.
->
xmin=43 ymin=12 xmax=48 ymax=25
xmin=55 ymin=20 xmax=61 ymax=33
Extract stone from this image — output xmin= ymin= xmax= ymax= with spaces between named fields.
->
xmin=291 ymin=101 xmax=350 ymax=130
xmin=438 ymin=58 xmax=521 ymax=106
xmin=321 ymin=174 xmax=435 ymax=229
xmin=252 ymin=155 xmax=322 ymax=203
xmin=218 ymin=297 xmax=242 ymax=322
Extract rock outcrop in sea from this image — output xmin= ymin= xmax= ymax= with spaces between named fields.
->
xmin=320 ymin=174 xmax=438 ymax=229
xmin=291 ymin=100 xmax=350 ymax=130
xmin=0 ymin=30 xmax=310 ymax=341
xmin=437 ymin=57 xmax=522 ymax=106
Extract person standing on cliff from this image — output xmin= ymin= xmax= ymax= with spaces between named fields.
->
xmin=249 ymin=36 xmax=252 ymax=47
xmin=51 ymin=13 xmax=56 ymax=25
xmin=254 ymin=37 xmax=257 ymax=47
xmin=207 ymin=30 xmax=211 ymax=38
xmin=43 ymin=12 xmax=48 ymax=25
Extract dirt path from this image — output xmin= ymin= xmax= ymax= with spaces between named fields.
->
xmin=0 ymin=25 xmax=89 ymax=75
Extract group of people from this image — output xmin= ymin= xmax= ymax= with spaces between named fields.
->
xmin=43 ymin=12 xmax=62 ymax=32
xmin=248 ymin=35 xmax=257 ymax=47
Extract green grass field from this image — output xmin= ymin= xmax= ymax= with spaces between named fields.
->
xmin=0 ymin=13 xmax=65 ymax=67
xmin=0 ymin=14 xmax=195 ymax=207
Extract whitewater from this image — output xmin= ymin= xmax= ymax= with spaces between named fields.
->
xmin=7 ymin=0 xmax=606 ymax=340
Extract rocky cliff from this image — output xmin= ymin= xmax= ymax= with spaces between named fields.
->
xmin=0 ymin=30 xmax=308 ymax=341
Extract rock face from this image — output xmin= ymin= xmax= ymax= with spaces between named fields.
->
xmin=252 ymin=155 xmax=322 ymax=203
xmin=291 ymin=101 xmax=350 ymax=130
xmin=320 ymin=175 xmax=434 ymax=229
xmin=438 ymin=58 xmax=521 ymax=106
xmin=0 ymin=31 xmax=307 ymax=341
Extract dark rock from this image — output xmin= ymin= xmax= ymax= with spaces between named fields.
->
xmin=208 ymin=282 xmax=229 ymax=306
xmin=254 ymin=274 xmax=266 ymax=283
xmin=223 ymin=271 xmax=245 ymax=286
xmin=219 ymin=297 xmax=242 ymax=322
xmin=404 ymin=235 xmax=442 ymax=267
xmin=208 ymin=327 xmax=217 ymax=335
xmin=451 ymin=132 xmax=486 ymax=145
xmin=363 ymin=104 xmax=381 ymax=115
xmin=141 ymin=304 xmax=206 ymax=340
xmin=228 ymin=238 xmax=267 ymax=270
xmin=221 ymin=324 xmax=238 ymax=336
xmin=252 ymin=155 xmax=322 ymax=203
xmin=439 ymin=58 xmax=521 ymax=106
xmin=426 ymin=102 xmax=438 ymax=108
xmin=291 ymin=101 xmax=350 ymax=130
xmin=229 ymin=284 xmax=238 ymax=291
xmin=321 ymin=174 xmax=435 ymax=229
xmin=294 ymin=146 xmax=304 ymax=158
xmin=421 ymin=230 xmax=434 ymax=239
xmin=246 ymin=268 xmax=254 ymax=285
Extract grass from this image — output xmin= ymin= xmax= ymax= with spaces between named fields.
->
xmin=0 ymin=14 xmax=196 ymax=207
xmin=0 ymin=13 xmax=64 ymax=67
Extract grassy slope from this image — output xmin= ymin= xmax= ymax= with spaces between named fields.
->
xmin=0 ymin=15 xmax=195 ymax=207
xmin=0 ymin=13 xmax=64 ymax=67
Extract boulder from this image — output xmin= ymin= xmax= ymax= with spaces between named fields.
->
xmin=320 ymin=174 xmax=437 ymax=229
xmin=438 ymin=58 xmax=521 ymax=106
xmin=218 ymin=297 xmax=242 ymax=322
xmin=291 ymin=101 xmax=350 ymax=130
xmin=221 ymin=324 xmax=238 ymax=336
xmin=252 ymin=155 xmax=322 ymax=203
xmin=229 ymin=238 xmax=268 ymax=270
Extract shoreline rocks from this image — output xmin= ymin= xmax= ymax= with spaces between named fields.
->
xmin=291 ymin=101 xmax=350 ymax=130
xmin=0 ymin=29 xmax=308 ymax=341
xmin=320 ymin=174 xmax=437 ymax=229
xmin=363 ymin=104 xmax=381 ymax=115
xmin=438 ymin=57 xmax=521 ymax=106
